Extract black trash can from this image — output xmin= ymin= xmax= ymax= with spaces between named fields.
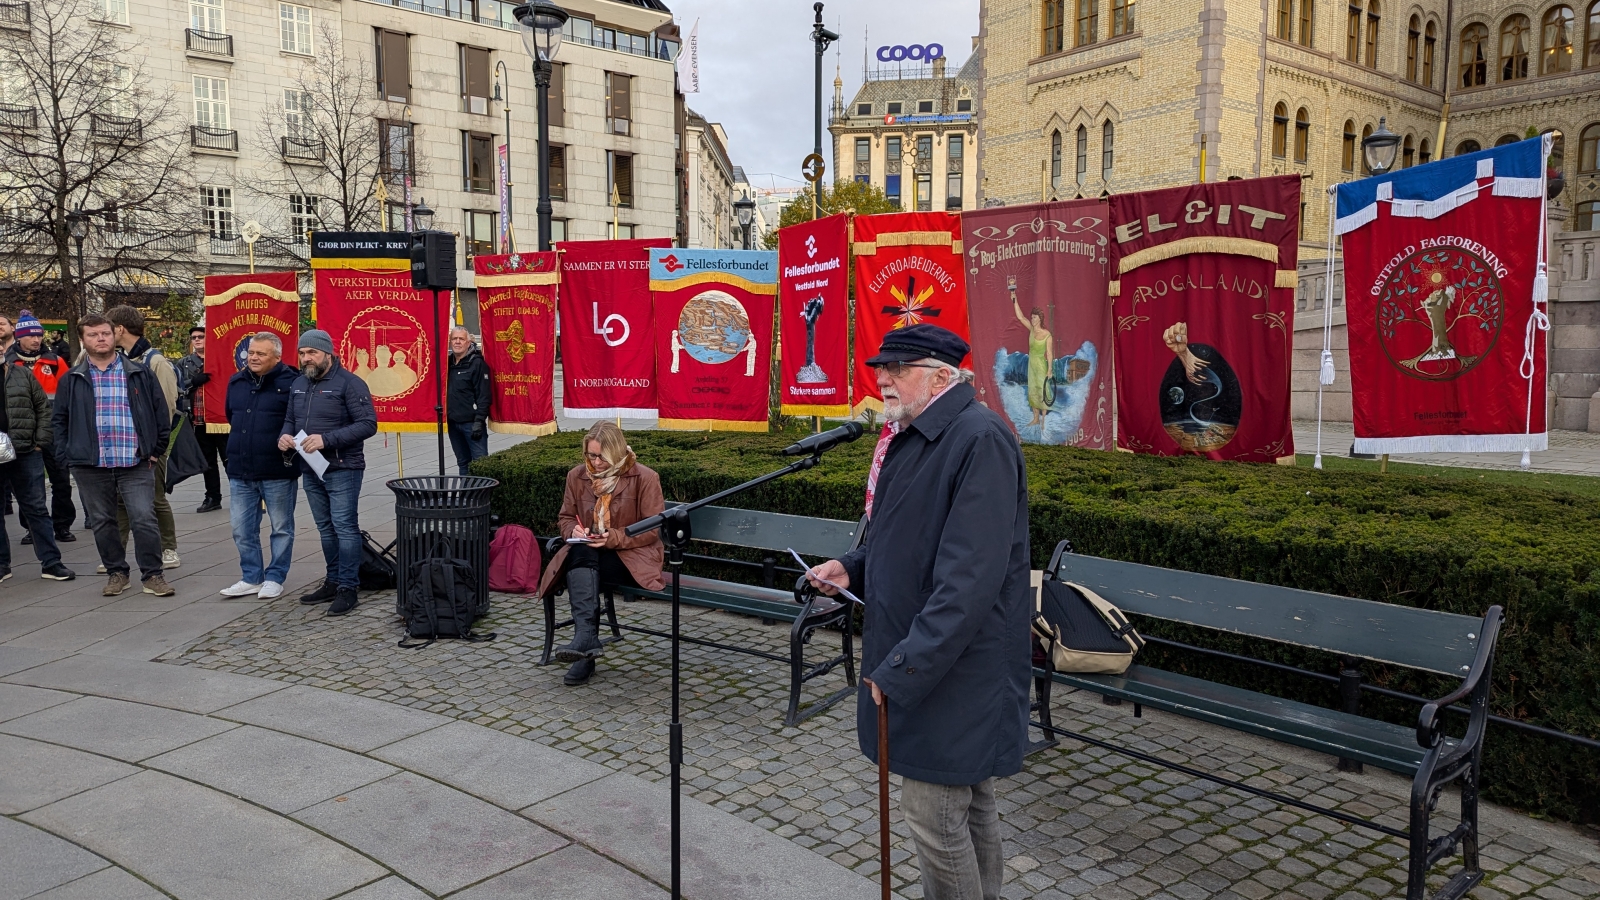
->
xmin=388 ymin=475 xmax=498 ymax=619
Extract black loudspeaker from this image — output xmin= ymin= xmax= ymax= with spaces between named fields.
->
xmin=410 ymin=231 xmax=457 ymax=290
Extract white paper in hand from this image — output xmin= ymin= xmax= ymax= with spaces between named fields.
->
xmin=294 ymin=430 xmax=330 ymax=480
xmin=789 ymin=548 xmax=862 ymax=605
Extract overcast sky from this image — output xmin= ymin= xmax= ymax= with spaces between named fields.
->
xmin=662 ymin=0 xmax=982 ymax=193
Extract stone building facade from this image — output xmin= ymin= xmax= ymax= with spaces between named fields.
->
xmin=683 ymin=108 xmax=734 ymax=249
xmin=977 ymin=0 xmax=1600 ymax=429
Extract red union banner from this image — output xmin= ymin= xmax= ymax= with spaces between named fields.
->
xmin=202 ymin=271 xmax=300 ymax=433
xmin=1108 ymin=176 xmax=1300 ymax=462
xmin=556 ymin=238 xmax=672 ymax=419
xmin=311 ymin=233 xmax=451 ymax=432
xmin=649 ymin=248 xmax=776 ymax=431
xmin=1335 ymin=138 xmax=1548 ymax=453
xmin=962 ymin=200 xmax=1113 ymax=448
xmin=778 ymin=213 xmax=851 ymax=417
xmin=851 ymin=211 xmax=970 ymax=415
xmin=474 ymin=252 xmax=558 ymax=436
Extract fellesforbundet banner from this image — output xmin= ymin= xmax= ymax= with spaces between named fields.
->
xmin=556 ymin=238 xmax=673 ymax=418
xmin=1107 ymin=176 xmax=1300 ymax=462
xmin=851 ymin=212 xmax=970 ymax=415
xmin=310 ymin=233 xmax=451 ymax=432
xmin=201 ymin=271 xmax=300 ymax=433
xmin=1334 ymin=137 xmax=1549 ymax=454
xmin=962 ymin=200 xmax=1113 ymax=448
xmin=778 ymin=213 xmax=851 ymax=417
xmin=474 ymin=252 xmax=558 ymax=436
xmin=649 ymin=248 xmax=777 ymax=431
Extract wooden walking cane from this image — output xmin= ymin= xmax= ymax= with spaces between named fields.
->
xmin=878 ymin=694 xmax=891 ymax=900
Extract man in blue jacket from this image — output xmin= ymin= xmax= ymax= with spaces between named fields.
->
xmin=278 ymin=329 xmax=377 ymax=615
xmin=808 ymin=324 xmax=1029 ymax=900
xmin=221 ymin=333 xmax=300 ymax=601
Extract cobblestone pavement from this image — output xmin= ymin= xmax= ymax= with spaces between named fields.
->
xmin=171 ymin=591 xmax=1600 ymax=900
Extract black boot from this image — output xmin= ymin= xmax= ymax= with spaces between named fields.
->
xmin=562 ymin=657 xmax=596 ymax=685
xmin=553 ymin=567 xmax=604 ymax=663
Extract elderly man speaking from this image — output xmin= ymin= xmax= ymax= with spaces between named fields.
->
xmin=808 ymin=323 xmax=1030 ymax=900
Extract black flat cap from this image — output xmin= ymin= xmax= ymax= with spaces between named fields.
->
xmin=865 ymin=324 xmax=970 ymax=369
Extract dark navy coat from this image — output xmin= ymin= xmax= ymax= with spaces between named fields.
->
xmin=839 ymin=382 xmax=1031 ymax=785
xmin=447 ymin=344 xmax=492 ymax=426
xmin=280 ymin=358 xmax=377 ymax=471
xmin=225 ymin=362 xmax=301 ymax=481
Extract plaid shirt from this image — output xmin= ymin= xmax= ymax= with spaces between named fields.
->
xmin=190 ymin=367 xmax=208 ymax=424
xmin=89 ymin=355 xmax=140 ymax=468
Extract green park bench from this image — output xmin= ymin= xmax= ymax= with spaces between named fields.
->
xmin=1032 ymin=540 xmax=1503 ymax=900
xmin=542 ymin=505 xmax=862 ymax=726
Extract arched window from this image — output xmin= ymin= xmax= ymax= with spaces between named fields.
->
xmin=1076 ymin=0 xmax=1098 ymax=47
xmin=1279 ymin=0 xmax=1294 ymax=39
xmin=1075 ymin=124 xmax=1088 ymax=185
xmin=1407 ymin=15 xmax=1421 ymax=80
xmin=1402 ymin=134 xmax=1415 ymax=168
xmin=1460 ymin=23 xmax=1489 ymax=86
xmin=1501 ymin=14 xmax=1531 ymax=80
xmin=1299 ymin=0 xmax=1315 ymax=46
xmin=1347 ymin=2 xmax=1363 ymax=61
xmin=1424 ymin=21 xmax=1437 ymax=84
xmin=1456 ymin=139 xmax=1482 ymax=156
xmin=1365 ymin=0 xmax=1381 ymax=68
xmin=1342 ymin=119 xmax=1357 ymax=171
xmin=1272 ymin=102 xmax=1289 ymax=157
xmin=1050 ymin=129 xmax=1063 ymax=191
xmin=1102 ymin=120 xmax=1115 ymax=181
xmin=1294 ymin=107 xmax=1311 ymax=162
xmin=1419 ymin=137 xmax=1432 ymax=164
xmin=1112 ymin=0 xmax=1135 ymax=36
xmin=1043 ymin=0 xmax=1066 ymax=54
xmin=1587 ymin=1 xmax=1600 ymax=68
xmin=1361 ymin=122 xmax=1374 ymax=171
xmin=1496 ymin=133 xmax=1520 ymax=146
xmin=1543 ymin=6 xmax=1576 ymax=74
xmin=1579 ymin=123 xmax=1599 ymax=172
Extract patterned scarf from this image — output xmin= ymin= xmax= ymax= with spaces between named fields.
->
xmin=587 ymin=445 xmax=637 ymax=534
xmin=864 ymin=379 xmax=962 ymax=518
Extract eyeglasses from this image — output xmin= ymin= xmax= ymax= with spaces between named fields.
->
xmin=872 ymin=361 xmax=942 ymax=378
xmin=585 ymin=452 xmax=606 ymax=462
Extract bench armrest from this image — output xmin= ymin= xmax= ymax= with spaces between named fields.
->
xmin=1416 ymin=605 xmax=1503 ymax=750
xmin=1044 ymin=539 xmax=1073 ymax=581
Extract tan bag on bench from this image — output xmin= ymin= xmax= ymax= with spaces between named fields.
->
xmin=1031 ymin=576 xmax=1143 ymax=675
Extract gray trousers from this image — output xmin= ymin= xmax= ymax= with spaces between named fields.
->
xmin=74 ymin=464 xmax=164 ymax=581
xmin=900 ymin=777 xmax=1002 ymax=900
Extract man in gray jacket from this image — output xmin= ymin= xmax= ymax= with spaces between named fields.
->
xmin=278 ymin=330 xmax=377 ymax=615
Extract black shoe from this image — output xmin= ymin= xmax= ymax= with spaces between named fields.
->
xmin=299 ymin=581 xmax=339 ymax=604
xmin=327 ymin=588 xmax=359 ymax=616
xmin=41 ymin=564 xmax=74 ymax=581
xmin=19 ymin=532 xmax=30 ymax=545
xmin=562 ymin=657 xmax=596 ymax=685
xmin=54 ymin=531 xmax=75 ymax=543
xmin=196 ymin=498 xmax=221 ymax=513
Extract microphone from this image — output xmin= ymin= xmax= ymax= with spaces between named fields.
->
xmin=781 ymin=422 xmax=865 ymax=457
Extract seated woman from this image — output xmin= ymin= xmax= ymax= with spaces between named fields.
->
xmin=536 ymin=422 xmax=665 ymax=685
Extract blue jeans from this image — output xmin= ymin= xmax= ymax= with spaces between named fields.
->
xmin=448 ymin=423 xmax=488 ymax=476
xmin=229 ymin=478 xmax=298 ymax=585
xmin=0 ymin=451 xmax=62 ymax=569
xmin=302 ymin=468 xmax=363 ymax=589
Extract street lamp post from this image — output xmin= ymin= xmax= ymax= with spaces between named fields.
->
xmin=810 ymin=3 xmax=838 ymax=169
xmin=66 ymin=206 xmax=90 ymax=330
xmin=513 ymin=1 xmax=568 ymax=252
xmin=1362 ymin=117 xmax=1401 ymax=176
xmin=734 ymin=195 xmax=755 ymax=250
xmin=410 ymin=198 xmax=447 ymax=476
xmin=494 ymin=60 xmax=514 ymax=253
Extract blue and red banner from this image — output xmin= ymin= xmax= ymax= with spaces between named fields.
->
xmin=649 ymin=248 xmax=776 ymax=431
xmin=1336 ymin=137 xmax=1549 ymax=454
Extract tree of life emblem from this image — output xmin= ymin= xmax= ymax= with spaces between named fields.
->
xmin=340 ymin=306 xmax=430 ymax=400
xmin=1376 ymin=245 xmax=1504 ymax=381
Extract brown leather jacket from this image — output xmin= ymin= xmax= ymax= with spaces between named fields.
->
xmin=536 ymin=462 xmax=666 ymax=597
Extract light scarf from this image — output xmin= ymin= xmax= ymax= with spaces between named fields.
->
xmin=863 ymin=380 xmax=961 ymax=518
xmin=586 ymin=445 xmax=637 ymax=534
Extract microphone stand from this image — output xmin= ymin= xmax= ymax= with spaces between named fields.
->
xmin=625 ymin=449 xmax=831 ymax=900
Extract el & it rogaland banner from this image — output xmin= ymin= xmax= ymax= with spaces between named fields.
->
xmin=202 ymin=270 xmax=300 ymax=433
xmin=649 ymin=248 xmax=777 ymax=431
xmin=474 ymin=252 xmax=558 ymax=436
xmin=556 ymin=238 xmax=673 ymax=418
xmin=777 ymin=213 xmax=851 ymax=417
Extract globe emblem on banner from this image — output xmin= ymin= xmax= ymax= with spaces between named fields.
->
xmin=339 ymin=306 xmax=429 ymax=400
xmin=677 ymin=290 xmax=752 ymax=365
xmin=233 ymin=336 xmax=252 ymax=371
xmin=1376 ymin=245 xmax=1504 ymax=381
xmin=1159 ymin=343 xmax=1242 ymax=453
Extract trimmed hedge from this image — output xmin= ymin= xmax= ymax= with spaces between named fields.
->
xmin=473 ymin=428 xmax=1600 ymax=824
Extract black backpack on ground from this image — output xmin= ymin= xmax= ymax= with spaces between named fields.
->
xmin=398 ymin=541 xmax=496 ymax=649
xmin=359 ymin=532 xmax=397 ymax=592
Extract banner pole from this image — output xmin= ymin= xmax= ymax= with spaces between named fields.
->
xmin=397 ymin=434 xmax=403 ymax=479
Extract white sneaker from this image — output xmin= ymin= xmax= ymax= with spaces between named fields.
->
xmin=96 ymin=564 xmax=107 ymax=574
xmin=257 ymin=581 xmax=284 ymax=599
xmin=162 ymin=550 xmax=181 ymax=568
xmin=219 ymin=580 xmax=262 ymax=597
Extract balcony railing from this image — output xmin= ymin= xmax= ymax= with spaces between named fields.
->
xmin=0 ymin=104 xmax=36 ymax=131
xmin=90 ymin=113 xmax=142 ymax=142
xmin=280 ymin=135 xmax=326 ymax=161
xmin=208 ymin=235 xmax=239 ymax=256
xmin=97 ymin=228 xmax=199 ymax=255
xmin=185 ymin=28 xmax=233 ymax=57
xmin=191 ymin=125 xmax=238 ymax=152
xmin=0 ymin=1 xmax=29 ymax=31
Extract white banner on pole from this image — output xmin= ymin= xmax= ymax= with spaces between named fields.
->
xmin=685 ymin=18 xmax=700 ymax=93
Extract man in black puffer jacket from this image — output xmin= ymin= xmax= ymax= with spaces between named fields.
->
xmin=219 ymin=332 xmax=301 ymax=602
xmin=0 ymin=358 xmax=74 ymax=582
xmin=278 ymin=329 xmax=376 ymax=616
xmin=446 ymin=326 xmax=492 ymax=476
